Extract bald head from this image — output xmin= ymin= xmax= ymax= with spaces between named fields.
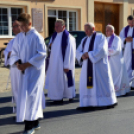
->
xmin=106 ymin=25 xmax=114 ymax=37
xmin=12 ymin=20 xmax=20 ymax=35
xmin=84 ymin=22 xmax=95 ymax=36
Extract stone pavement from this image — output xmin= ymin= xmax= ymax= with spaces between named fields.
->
xmin=1 ymin=64 xmax=134 ymax=134
xmin=0 ymin=65 xmax=11 ymax=93
xmin=0 ymin=64 xmax=81 ymax=93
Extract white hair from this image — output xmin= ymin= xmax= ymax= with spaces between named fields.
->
xmin=55 ymin=19 xmax=65 ymax=26
xmin=106 ymin=25 xmax=115 ymax=32
xmin=84 ymin=22 xmax=95 ymax=29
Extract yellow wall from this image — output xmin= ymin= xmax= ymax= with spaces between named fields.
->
xmin=0 ymin=0 xmax=134 ymax=48
xmin=0 ymin=0 xmax=87 ymax=47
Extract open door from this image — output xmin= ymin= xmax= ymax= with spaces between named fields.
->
xmin=48 ymin=17 xmax=56 ymax=36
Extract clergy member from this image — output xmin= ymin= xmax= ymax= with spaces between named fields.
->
xmin=10 ymin=13 xmax=46 ymax=134
xmin=76 ymin=22 xmax=117 ymax=109
xmin=120 ymin=15 xmax=134 ymax=88
xmin=4 ymin=20 xmax=20 ymax=113
xmin=45 ymin=19 xmax=76 ymax=103
xmin=106 ymin=25 xmax=130 ymax=96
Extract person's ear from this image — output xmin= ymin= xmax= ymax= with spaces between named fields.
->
xmin=63 ymin=25 xmax=65 ymax=29
xmin=29 ymin=22 xmax=32 ymax=26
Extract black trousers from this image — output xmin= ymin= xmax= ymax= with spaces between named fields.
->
xmin=24 ymin=120 xmax=39 ymax=131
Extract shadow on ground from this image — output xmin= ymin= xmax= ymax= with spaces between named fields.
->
xmin=0 ymin=96 xmax=12 ymax=103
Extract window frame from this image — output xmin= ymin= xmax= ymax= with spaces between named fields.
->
xmin=48 ymin=9 xmax=78 ymax=31
xmin=132 ymin=8 xmax=134 ymax=16
xmin=0 ymin=6 xmax=24 ymax=38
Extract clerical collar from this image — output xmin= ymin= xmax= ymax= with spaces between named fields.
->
xmin=24 ymin=27 xmax=35 ymax=35
xmin=87 ymin=32 xmax=95 ymax=38
xmin=57 ymin=31 xmax=63 ymax=35
xmin=87 ymin=34 xmax=93 ymax=38
xmin=107 ymin=33 xmax=115 ymax=39
xmin=129 ymin=26 xmax=133 ymax=28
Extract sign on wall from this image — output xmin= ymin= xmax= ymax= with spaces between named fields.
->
xmin=32 ymin=8 xmax=43 ymax=33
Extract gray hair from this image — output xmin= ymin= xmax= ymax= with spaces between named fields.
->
xmin=106 ymin=25 xmax=115 ymax=32
xmin=55 ymin=19 xmax=65 ymax=26
xmin=84 ymin=22 xmax=95 ymax=29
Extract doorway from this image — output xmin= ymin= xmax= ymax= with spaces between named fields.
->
xmin=94 ymin=2 xmax=120 ymax=35
xmin=48 ymin=17 xmax=56 ymax=36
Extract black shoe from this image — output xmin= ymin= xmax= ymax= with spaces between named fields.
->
xmin=76 ymin=106 xmax=95 ymax=111
xmin=131 ymin=87 xmax=134 ymax=90
xmin=69 ymin=98 xmax=73 ymax=102
xmin=53 ymin=99 xmax=63 ymax=104
xmin=13 ymin=116 xmax=16 ymax=121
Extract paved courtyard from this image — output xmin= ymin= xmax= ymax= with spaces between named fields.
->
xmin=1 ymin=64 xmax=134 ymax=134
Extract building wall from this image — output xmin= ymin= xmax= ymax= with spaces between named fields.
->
xmin=0 ymin=0 xmax=134 ymax=48
xmin=0 ymin=0 xmax=87 ymax=47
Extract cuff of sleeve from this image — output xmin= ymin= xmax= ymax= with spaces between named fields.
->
xmin=88 ymin=51 xmax=96 ymax=64
xmin=77 ymin=53 xmax=83 ymax=65
xmin=28 ymin=60 xmax=39 ymax=70
xmin=133 ymin=39 xmax=134 ymax=49
xmin=10 ymin=57 xmax=19 ymax=66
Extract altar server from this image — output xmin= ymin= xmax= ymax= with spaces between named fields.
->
xmin=4 ymin=20 xmax=20 ymax=113
xmin=10 ymin=13 xmax=46 ymax=134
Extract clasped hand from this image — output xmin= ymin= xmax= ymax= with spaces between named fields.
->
xmin=82 ymin=52 xmax=89 ymax=60
xmin=126 ymin=37 xmax=133 ymax=42
xmin=16 ymin=62 xmax=31 ymax=71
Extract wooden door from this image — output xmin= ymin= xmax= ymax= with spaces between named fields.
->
xmin=94 ymin=2 xmax=119 ymax=35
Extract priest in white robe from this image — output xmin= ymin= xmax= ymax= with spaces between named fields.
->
xmin=4 ymin=20 xmax=20 ymax=113
xmin=45 ymin=19 xmax=76 ymax=103
xmin=106 ymin=25 xmax=130 ymax=97
xmin=76 ymin=22 xmax=117 ymax=109
xmin=120 ymin=15 xmax=134 ymax=88
xmin=10 ymin=13 xmax=46 ymax=134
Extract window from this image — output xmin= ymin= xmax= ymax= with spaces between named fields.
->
xmin=69 ymin=12 xmax=76 ymax=31
xmin=58 ymin=11 xmax=67 ymax=27
xmin=48 ymin=10 xmax=77 ymax=31
xmin=0 ymin=7 xmax=23 ymax=37
xmin=0 ymin=8 xmax=8 ymax=36
xmin=132 ymin=9 xmax=134 ymax=16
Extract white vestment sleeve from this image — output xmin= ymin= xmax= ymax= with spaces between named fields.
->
xmin=108 ymin=37 xmax=121 ymax=56
xmin=88 ymin=35 xmax=108 ymax=64
xmin=63 ymin=36 xmax=76 ymax=69
xmin=10 ymin=37 xmax=20 ymax=66
xmin=4 ymin=39 xmax=14 ymax=66
xmin=119 ymin=28 xmax=126 ymax=49
xmin=76 ymin=38 xmax=86 ymax=65
xmin=132 ymin=39 xmax=134 ymax=49
xmin=28 ymin=36 xmax=46 ymax=70
xmin=4 ymin=49 xmax=9 ymax=66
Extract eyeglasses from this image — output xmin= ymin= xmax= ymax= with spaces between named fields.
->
xmin=19 ymin=24 xmax=28 ymax=28
xmin=12 ymin=25 xmax=19 ymax=28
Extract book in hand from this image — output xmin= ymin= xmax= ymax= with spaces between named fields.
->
xmin=18 ymin=59 xmax=25 ymax=74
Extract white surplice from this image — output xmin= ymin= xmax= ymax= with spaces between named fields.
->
xmin=76 ymin=33 xmax=117 ymax=107
xmin=10 ymin=28 xmax=46 ymax=122
xmin=107 ymin=35 xmax=130 ymax=96
xmin=4 ymin=38 xmax=20 ymax=113
xmin=120 ymin=26 xmax=134 ymax=87
xmin=45 ymin=31 xmax=76 ymax=100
